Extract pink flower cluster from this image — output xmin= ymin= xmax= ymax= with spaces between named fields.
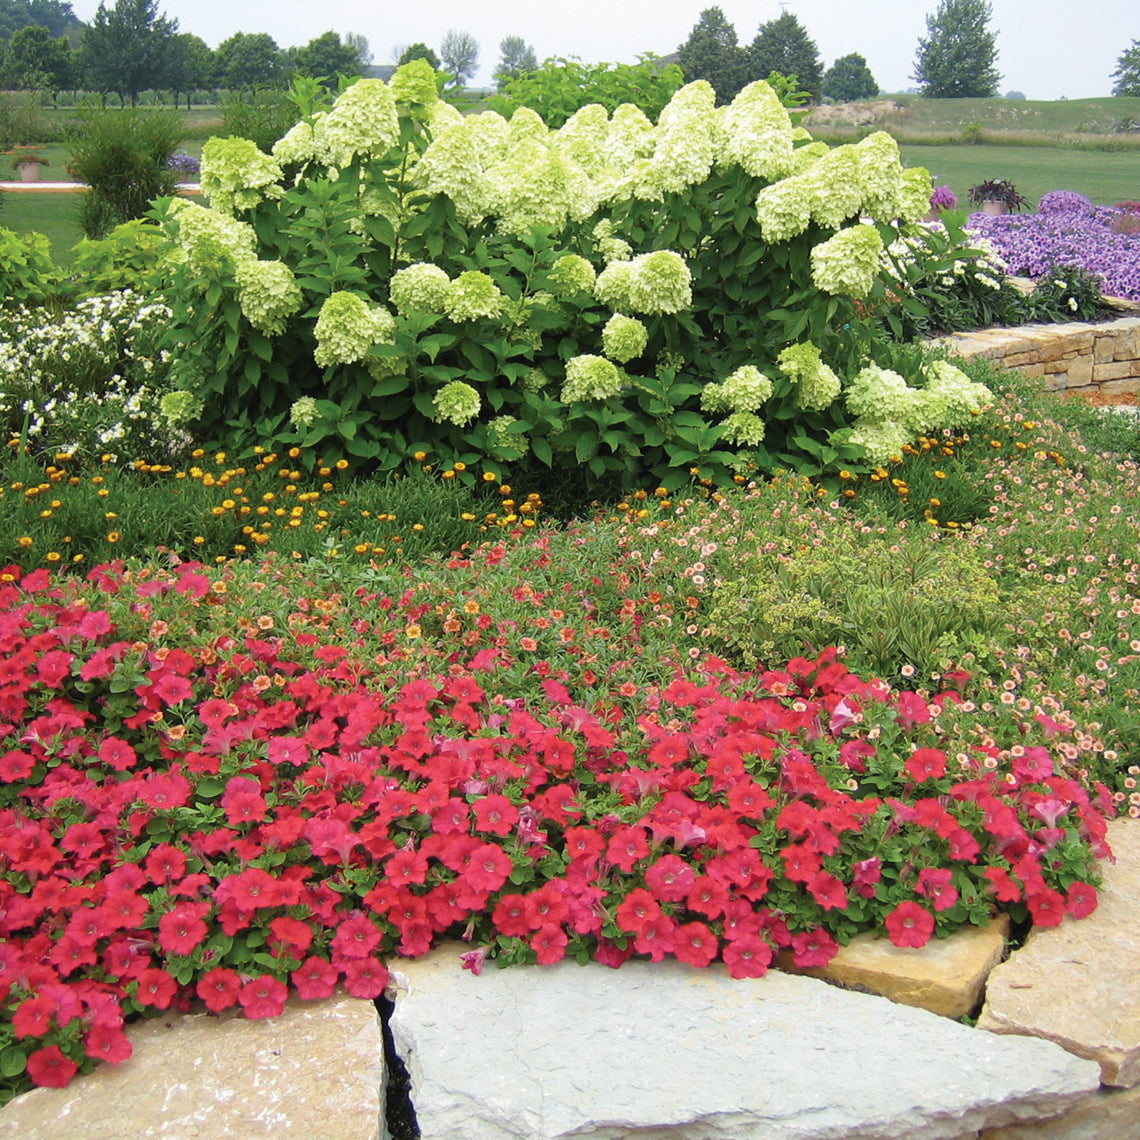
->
xmin=0 ymin=561 xmax=1112 ymax=1091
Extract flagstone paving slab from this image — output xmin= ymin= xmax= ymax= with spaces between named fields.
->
xmin=780 ymin=913 xmax=1010 ymax=1019
xmin=0 ymin=992 xmax=383 ymax=1140
xmin=388 ymin=947 xmax=1101 ymax=1140
xmin=979 ymin=1081 xmax=1140 ymax=1139
xmin=977 ymin=818 xmax=1140 ymax=1088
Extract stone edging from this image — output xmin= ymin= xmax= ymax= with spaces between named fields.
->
xmin=933 ymin=315 xmax=1140 ymax=400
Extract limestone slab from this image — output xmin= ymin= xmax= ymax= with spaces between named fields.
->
xmin=978 ymin=819 xmax=1140 ymax=1088
xmin=979 ymin=1082 xmax=1140 ymax=1139
xmin=779 ymin=914 xmax=1009 ymax=1019
xmin=389 ymin=946 xmax=1100 ymax=1140
xmin=0 ymin=993 xmax=383 ymax=1140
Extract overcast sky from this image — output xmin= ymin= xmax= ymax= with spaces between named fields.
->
xmin=68 ymin=1 xmax=1136 ymax=100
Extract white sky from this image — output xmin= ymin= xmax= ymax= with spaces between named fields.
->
xmin=68 ymin=1 xmax=1136 ymax=100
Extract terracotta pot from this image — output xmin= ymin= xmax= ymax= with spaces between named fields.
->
xmin=980 ymin=199 xmax=1008 ymax=216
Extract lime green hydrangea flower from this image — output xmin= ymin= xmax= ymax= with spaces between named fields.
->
xmin=720 ymin=411 xmax=766 ymax=446
xmin=389 ymin=263 xmax=452 ymax=316
xmin=164 ymin=198 xmax=258 ymax=275
xmin=603 ymin=104 xmax=656 ymax=171
xmin=413 ymin=117 xmax=492 ymax=226
xmin=388 ymin=58 xmax=439 ymax=118
xmin=922 ymin=360 xmax=993 ymax=424
xmin=810 ymin=224 xmax=884 ymax=297
xmin=289 ymin=396 xmax=320 ymax=428
xmin=433 ymin=380 xmax=481 ymax=426
xmin=778 ymin=343 xmax=841 ymax=411
xmin=313 ymin=291 xmax=397 ymax=367
xmin=602 ymin=314 xmax=649 ymax=363
xmin=592 ymin=219 xmax=633 ymax=263
xmin=845 ymin=363 xmax=917 ymax=421
xmin=316 ymin=79 xmax=400 ymax=169
xmin=444 ymin=271 xmax=505 ymax=322
xmin=854 ymin=132 xmax=908 ymax=219
xmin=234 ymin=259 xmax=304 ymax=335
xmin=487 ymin=415 xmax=529 ymax=457
xmin=897 ymin=166 xmax=935 ymax=224
xmin=714 ymin=81 xmax=795 ymax=181
xmin=636 ymin=81 xmax=717 ymax=199
xmin=522 ymin=368 xmax=549 ymax=391
xmin=489 ymin=139 xmax=596 ymax=236
xmin=701 ymin=365 xmax=773 ymax=414
xmin=549 ymin=254 xmax=596 ymax=296
xmin=803 ymin=145 xmax=864 ymax=230
xmin=561 ymin=354 xmax=624 ymax=403
xmin=160 ymin=389 xmax=202 ymax=425
xmin=848 ymin=417 xmax=912 ymax=463
xmin=594 ymin=260 xmax=634 ymax=312
xmin=628 ymin=250 xmax=692 ymax=314
xmin=272 ymin=115 xmax=324 ymax=167
xmin=200 ymin=137 xmax=283 ymax=215
xmin=555 ymin=104 xmax=610 ymax=176
xmin=754 ymin=178 xmax=813 ymax=243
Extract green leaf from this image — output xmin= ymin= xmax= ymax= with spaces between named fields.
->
xmin=0 ymin=1047 xmax=27 ymax=1078
xmin=532 ymin=437 xmax=553 ymax=466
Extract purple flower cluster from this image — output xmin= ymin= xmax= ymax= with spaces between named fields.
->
xmin=968 ymin=193 xmax=1140 ymax=301
xmin=166 ymin=152 xmax=200 ymax=178
xmin=930 ymin=185 xmax=958 ymax=210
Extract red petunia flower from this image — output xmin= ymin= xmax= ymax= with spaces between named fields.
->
xmin=239 ymin=974 xmax=288 ymax=1019
xmin=25 ymin=1045 xmax=78 ymax=1088
xmin=884 ymin=901 xmax=935 ymax=949
xmin=196 ymin=967 xmax=242 ymax=1013
xmin=292 ymin=957 xmax=338 ymax=1001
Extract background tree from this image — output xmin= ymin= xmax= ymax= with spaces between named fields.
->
xmin=493 ymin=34 xmax=536 ymax=88
xmin=1112 ymin=39 xmax=1140 ymax=97
xmin=821 ymin=52 xmax=878 ymax=102
xmin=165 ymin=31 xmax=212 ymax=108
xmin=79 ymin=0 xmax=177 ymax=104
xmin=396 ymin=42 xmax=439 ymax=70
xmin=343 ymin=31 xmax=371 ymax=68
xmin=214 ymin=31 xmax=283 ymax=91
xmin=291 ymin=30 xmax=361 ymax=84
xmin=747 ymin=11 xmax=823 ymax=100
xmin=676 ymin=7 xmax=747 ymax=103
xmin=912 ymin=0 xmax=1000 ymax=98
xmin=439 ymin=28 xmax=478 ymax=88
xmin=2 ymin=24 xmax=72 ymax=91
xmin=0 ymin=0 xmax=82 ymax=40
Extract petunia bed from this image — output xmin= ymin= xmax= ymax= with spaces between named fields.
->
xmin=0 ymin=554 xmax=1113 ymax=1092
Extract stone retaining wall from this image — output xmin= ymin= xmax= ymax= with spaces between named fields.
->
xmin=935 ymin=315 xmax=1140 ymax=400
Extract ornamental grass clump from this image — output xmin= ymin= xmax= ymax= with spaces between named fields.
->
xmin=153 ymin=64 xmax=992 ymax=492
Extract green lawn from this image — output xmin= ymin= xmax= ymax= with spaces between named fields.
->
xmin=899 ymin=144 xmax=1139 ymax=208
xmin=0 ymin=189 xmax=85 ymax=266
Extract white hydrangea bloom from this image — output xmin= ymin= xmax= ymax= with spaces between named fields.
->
xmin=854 ymin=132 xmax=907 ymax=219
xmin=603 ymin=104 xmax=656 ymax=172
xmin=594 ymin=260 xmax=635 ymax=312
xmin=200 ymin=137 xmax=283 ymax=215
xmin=701 ymin=365 xmax=773 ymax=414
xmin=488 ymin=138 xmax=596 ymax=236
xmin=803 ymin=145 xmax=864 ymax=230
xmin=289 ymin=396 xmax=320 ymax=427
xmin=413 ymin=116 xmax=493 ymax=225
xmin=713 ymin=81 xmax=795 ymax=181
xmin=561 ymin=354 xmax=624 ymax=402
xmin=556 ymin=104 xmax=610 ymax=176
xmin=389 ymin=263 xmax=452 ymax=316
xmin=592 ymin=219 xmax=633 ymax=263
xmin=388 ymin=58 xmax=439 ymax=117
xmin=922 ymin=360 xmax=993 ymax=425
xmin=507 ymin=106 xmax=549 ymax=146
xmin=164 ymin=199 xmax=259 ymax=275
xmin=754 ymin=178 xmax=813 ymax=243
xmin=601 ymin=314 xmax=649 ymax=363
xmin=487 ymin=414 xmax=528 ymax=457
xmin=549 ymin=254 xmax=596 ymax=295
xmin=313 ymin=291 xmax=396 ymax=367
xmin=630 ymin=81 xmax=716 ymax=199
xmin=848 ymin=417 xmax=912 ymax=463
xmin=234 ymin=259 xmax=304 ymax=335
xmin=719 ymin=411 xmax=766 ymax=446
xmin=627 ymin=250 xmax=692 ymax=314
xmin=272 ymin=115 xmax=325 ymax=167
xmin=443 ymin=271 xmax=505 ymax=322
xmin=777 ymin=343 xmax=841 ymax=411
xmin=433 ymin=380 xmax=481 ymax=426
xmin=810 ymin=224 xmax=884 ymax=297
xmin=315 ymin=79 xmax=400 ymax=169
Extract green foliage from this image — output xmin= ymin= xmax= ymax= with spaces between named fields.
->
xmin=398 ymin=43 xmax=440 ymax=71
xmin=707 ymin=528 xmax=1003 ymax=682
xmin=213 ymin=31 xmax=284 ymax=91
xmin=494 ymin=35 xmax=537 ymax=89
xmin=153 ymin=69 xmax=956 ymax=494
xmin=488 ymin=55 xmax=685 ymax=126
xmin=0 ymin=0 xmax=82 ymax=39
xmin=69 ymin=218 xmax=167 ymax=295
xmin=78 ymin=0 xmax=179 ymax=105
xmin=2 ymin=24 xmax=72 ymax=91
xmin=1112 ymin=39 xmax=1140 ymax=97
xmin=748 ymin=12 xmax=824 ymax=102
xmin=290 ymin=31 xmax=362 ymax=88
xmin=0 ymin=223 xmax=59 ymax=306
xmin=912 ymin=0 xmax=1001 ymax=99
xmin=822 ymin=53 xmax=878 ymax=103
xmin=677 ymin=7 xmax=748 ymax=104
xmin=217 ymin=89 xmax=297 ymax=154
xmin=66 ymin=105 xmax=183 ymax=238
xmin=0 ymin=88 xmax=47 ymax=148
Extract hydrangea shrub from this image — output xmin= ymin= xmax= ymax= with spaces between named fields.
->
xmin=156 ymin=64 xmax=990 ymax=490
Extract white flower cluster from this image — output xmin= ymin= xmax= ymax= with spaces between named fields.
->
xmin=561 ymin=354 xmax=624 ymax=403
xmin=289 ymin=396 xmax=320 ymax=427
xmin=777 ymin=343 xmax=841 ymax=411
xmin=601 ymin=314 xmax=649 ymax=363
xmin=810 ymin=224 xmax=884 ymax=298
xmin=595 ymin=250 xmax=692 ymax=315
xmin=433 ymin=380 xmax=481 ymax=426
xmin=444 ymin=271 xmax=505 ymax=322
xmin=235 ymin=260 xmax=305 ymax=336
xmin=200 ymin=137 xmax=283 ymax=215
xmin=549 ymin=254 xmax=597 ymax=296
xmin=700 ymin=364 xmax=773 ymax=414
xmin=313 ymin=292 xmax=397 ymax=368
xmin=719 ymin=411 xmax=766 ymax=446
xmin=389 ymin=263 xmax=452 ymax=316
xmin=487 ymin=414 xmax=528 ymax=457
